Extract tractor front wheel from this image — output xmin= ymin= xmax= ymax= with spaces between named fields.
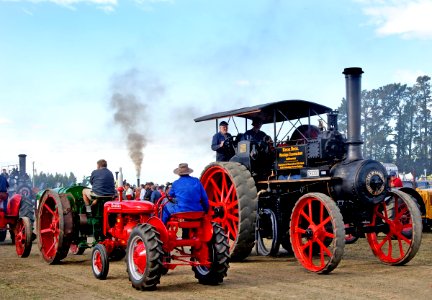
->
xmin=92 ymin=244 xmax=109 ymax=280
xmin=366 ymin=189 xmax=422 ymax=265
xmin=126 ymin=224 xmax=163 ymax=290
xmin=15 ymin=217 xmax=32 ymax=258
xmin=290 ymin=193 xmax=345 ymax=274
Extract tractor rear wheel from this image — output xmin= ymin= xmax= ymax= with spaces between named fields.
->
xmin=37 ymin=190 xmax=74 ymax=264
xmin=200 ymin=162 xmax=257 ymax=261
xmin=92 ymin=244 xmax=109 ymax=280
xmin=366 ymin=189 xmax=422 ymax=265
xmin=255 ymin=208 xmax=280 ymax=256
xmin=290 ymin=193 xmax=345 ymax=274
xmin=126 ymin=224 xmax=163 ymax=290
xmin=15 ymin=217 xmax=32 ymax=258
xmin=193 ymin=223 xmax=230 ymax=285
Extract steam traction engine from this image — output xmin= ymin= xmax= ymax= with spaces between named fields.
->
xmin=195 ymin=68 xmax=422 ymax=273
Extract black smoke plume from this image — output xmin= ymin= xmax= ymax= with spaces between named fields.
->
xmin=110 ymin=69 xmax=165 ymax=178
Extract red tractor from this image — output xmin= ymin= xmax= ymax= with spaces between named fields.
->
xmin=0 ymin=193 xmax=34 ymax=257
xmin=36 ymin=182 xmax=229 ymax=289
xmin=124 ymin=197 xmax=230 ymax=290
xmin=1 ymin=154 xmax=35 ymax=257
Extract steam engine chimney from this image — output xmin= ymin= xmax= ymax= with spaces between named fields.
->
xmin=343 ymin=67 xmax=364 ymax=162
xmin=18 ymin=154 xmax=27 ymax=176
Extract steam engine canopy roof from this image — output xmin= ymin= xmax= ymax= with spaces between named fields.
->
xmin=194 ymin=99 xmax=333 ymax=124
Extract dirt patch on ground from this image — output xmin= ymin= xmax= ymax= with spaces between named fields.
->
xmin=1 ymin=233 xmax=432 ymax=300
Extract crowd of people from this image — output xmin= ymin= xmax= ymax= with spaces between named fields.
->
xmin=84 ymin=160 xmax=208 ymax=224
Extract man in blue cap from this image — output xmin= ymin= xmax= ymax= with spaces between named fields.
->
xmin=211 ymin=120 xmax=234 ymax=161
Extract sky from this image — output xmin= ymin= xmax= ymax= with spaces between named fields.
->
xmin=1 ymin=0 xmax=432 ymax=186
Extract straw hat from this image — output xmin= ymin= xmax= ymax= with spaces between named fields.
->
xmin=173 ymin=163 xmax=193 ymax=175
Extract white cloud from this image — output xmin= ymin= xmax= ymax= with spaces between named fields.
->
xmin=359 ymin=0 xmax=432 ymax=39
xmin=393 ymin=69 xmax=426 ymax=85
xmin=0 ymin=117 xmax=12 ymax=125
xmin=2 ymin=0 xmax=117 ymax=11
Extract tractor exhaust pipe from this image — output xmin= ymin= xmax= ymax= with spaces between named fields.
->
xmin=18 ymin=154 xmax=27 ymax=176
xmin=343 ymin=67 xmax=364 ymax=162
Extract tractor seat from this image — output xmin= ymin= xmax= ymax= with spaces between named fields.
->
xmin=168 ymin=211 xmax=205 ymax=228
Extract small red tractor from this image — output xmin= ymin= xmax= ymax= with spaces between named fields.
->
xmin=36 ymin=181 xmax=229 ymax=289
xmin=0 ymin=193 xmax=34 ymax=257
xmin=124 ymin=197 xmax=230 ymax=290
xmin=1 ymin=154 xmax=35 ymax=257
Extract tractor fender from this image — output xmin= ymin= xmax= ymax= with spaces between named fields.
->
xmin=7 ymin=194 xmax=21 ymax=216
xmin=146 ymin=216 xmax=168 ymax=245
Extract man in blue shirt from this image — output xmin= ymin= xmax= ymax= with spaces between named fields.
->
xmin=211 ymin=121 xmax=234 ymax=162
xmin=0 ymin=172 xmax=9 ymax=212
xmin=82 ymin=159 xmax=116 ymax=215
xmin=162 ymin=163 xmax=209 ymax=224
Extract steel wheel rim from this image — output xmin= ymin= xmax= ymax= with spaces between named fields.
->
xmin=92 ymin=250 xmax=102 ymax=275
xmin=291 ymin=196 xmax=335 ymax=272
xmin=201 ymin=165 xmax=239 ymax=250
xmin=128 ymin=235 xmax=147 ymax=280
xmin=39 ymin=195 xmax=60 ymax=261
xmin=367 ymin=194 xmax=413 ymax=263
xmin=15 ymin=219 xmax=25 ymax=256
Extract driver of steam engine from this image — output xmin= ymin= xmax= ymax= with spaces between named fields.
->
xmin=82 ymin=159 xmax=116 ymax=216
xmin=244 ymin=118 xmax=273 ymax=144
xmin=211 ymin=121 xmax=233 ymax=162
xmin=162 ymin=163 xmax=209 ymax=224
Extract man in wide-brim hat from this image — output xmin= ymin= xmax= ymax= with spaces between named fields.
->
xmin=162 ymin=163 xmax=209 ymax=224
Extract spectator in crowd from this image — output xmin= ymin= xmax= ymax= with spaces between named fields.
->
xmin=150 ymin=184 xmax=161 ymax=203
xmin=162 ymin=163 xmax=209 ymax=224
xmin=139 ymin=184 xmax=146 ymax=200
xmin=82 ymin=159 xmax=116 ymax=216
xmin=143 ymin=182 xmax=153 ymax=201
xmin=125 ymin=183 xmax=134 ymax=200
xmin=389 ymin=171 xmax=403 ymax=188
xmin=0 ymin=171 xmax=9 ymax=212
xmin=134 ymin=185 xmax=141 ymax=200
xmin=211 ymin=121 xmax=234 ymax=162
xmin=1 ymin=169 xmax=9 ymax=180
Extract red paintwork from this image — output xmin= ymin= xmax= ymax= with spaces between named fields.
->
xmin=290 ymin=195 xmax=335 ymax=272
xmin=7 ymin=194 xmax=21 ymax=217
xmin=366 ymin=198 xmax=413 ymax=263
xmin=0 ymin=194 xmax=23 ymax=228
xmin=200 ymin=165 xmax=239 ymax=251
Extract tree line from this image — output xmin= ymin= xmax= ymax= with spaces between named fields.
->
xmin=337 ymin=75 xmax=431 ymax=177
xmin=33 ymin=172 xmax=78 ymax=189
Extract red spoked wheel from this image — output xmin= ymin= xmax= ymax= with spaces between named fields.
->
xmin=366 ymin=189 xmax=422 ymax=265
xmin=126 ymin=224 xmax=163 ymax=290
xmin=37 ymin=190 xmax=73 ymax=264
xmin=290 ymin=193 xmax=345 ymax=274
xmin=15 ymin=217 xmax=32 ymax=258
xmin=200 ymin=162 xmax=257 ymax=261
